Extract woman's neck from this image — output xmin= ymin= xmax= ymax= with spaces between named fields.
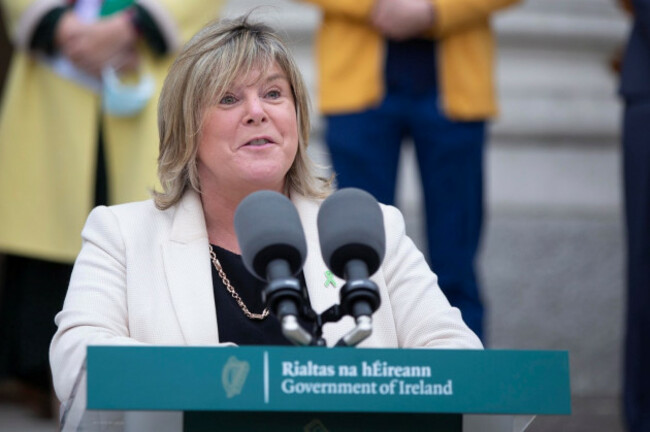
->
xmin=200 ymin=182 xmax=287 ymax=254
xmin=201 ymin=190 xmax=242 ymax=254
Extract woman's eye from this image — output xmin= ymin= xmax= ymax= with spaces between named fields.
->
xmin=220 ymin=95 xmax=237 ymax=105
xmin=266 ymin=90 xmax=281 ymax=99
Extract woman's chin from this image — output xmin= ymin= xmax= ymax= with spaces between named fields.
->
xmin=241 ymin=174 xmax=287 ymax=193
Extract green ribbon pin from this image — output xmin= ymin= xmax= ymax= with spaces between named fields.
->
xmin=324 ymin=270 xmax=336 ymax=288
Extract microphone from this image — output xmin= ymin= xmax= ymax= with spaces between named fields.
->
xmin=317 ymin=188 xmax=384 ymax=346
xmin=234 ymin=190 xmax=312 ymax=345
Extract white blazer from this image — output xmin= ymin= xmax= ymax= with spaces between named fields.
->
xmin=50 ymin=190 xmax=481 ymax=402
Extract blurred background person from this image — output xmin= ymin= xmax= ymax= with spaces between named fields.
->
xmin=0 ymin=0 xmax=222 ymax=417
xmin=297 ymin=0 xmax=521 ymax=341
xmin=618 ymin=0 xmax=650 ymax=430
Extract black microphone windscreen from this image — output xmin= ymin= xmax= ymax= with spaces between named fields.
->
xmin=234 ymin=190 xmax=307 ymax=280
xmin=317 ymin=188 xmax=386 ymax=278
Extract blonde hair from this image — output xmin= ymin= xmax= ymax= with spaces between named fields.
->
xmin=153 ymin=15 xmax=331 ymax=209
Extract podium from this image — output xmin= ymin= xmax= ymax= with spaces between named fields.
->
xmin=61 ymin=346 xmax=571 ymax=431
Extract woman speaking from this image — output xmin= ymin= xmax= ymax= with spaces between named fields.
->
xmin=50 ymin=15 xmax=481 ymax=406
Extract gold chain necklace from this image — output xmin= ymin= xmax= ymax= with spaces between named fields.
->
xmin=209 ymin=245 xmax=269 ymax=320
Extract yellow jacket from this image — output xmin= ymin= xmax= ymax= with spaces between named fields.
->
xmin=0 ymin=0 xmax=223 ymax=263
xmin=303 ymin=0 xmax=520 ymax=120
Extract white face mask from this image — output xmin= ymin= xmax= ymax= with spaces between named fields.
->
xmin=102 ymin=67 xmax=155 ymax=117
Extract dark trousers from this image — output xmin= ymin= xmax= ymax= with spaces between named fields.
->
xmin=325 ymin=88 xmax=486 ymax=340
xmin=0 ymin=256 xmax=71 ymax=389
xmin=622 ymin=98 xmax=650 ymax=432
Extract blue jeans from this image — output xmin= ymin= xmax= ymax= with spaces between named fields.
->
xmin=326 ymin=89 xmax=486 ymax=340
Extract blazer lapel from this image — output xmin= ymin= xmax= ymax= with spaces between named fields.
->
xmin=295 ymin=192 xmax=383 ymax=346
xmin=293 ymin=194 xmax=339 ymax=312
xmin=162 ymin=190 xmax=220 ymax=345
xmin=293 ymin=194 xmax=354 ymax=345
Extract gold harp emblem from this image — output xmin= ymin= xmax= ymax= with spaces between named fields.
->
xmin=222 ymin=356 xmax=250 ymax=398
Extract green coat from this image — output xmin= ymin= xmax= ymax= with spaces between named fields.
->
xmin=0 ymin=0 xmax=223 ymax=263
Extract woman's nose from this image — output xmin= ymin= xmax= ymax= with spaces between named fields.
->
xmin=244 ymin=97 xmax=267 ymax=125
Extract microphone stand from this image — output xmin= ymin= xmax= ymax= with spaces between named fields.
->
xmin=264 ymin=259 xmax=381 ymax=347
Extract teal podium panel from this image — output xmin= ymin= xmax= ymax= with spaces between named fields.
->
xmin=86 ymin=346 xmax=570 ymax=416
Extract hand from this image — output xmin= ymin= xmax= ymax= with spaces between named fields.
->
xmin=55 ymin=11 xmax=86 ymax=50
xmin=60 ymin=12 xmax=139 ymax=77
xmin=371 ymin=0 xmax=435 ymax=41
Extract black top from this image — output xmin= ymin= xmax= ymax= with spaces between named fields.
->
xmin=385 ymin=38 xmax=437 ymax=94
xmin=209 ymin=244 xmax=312 ymax=346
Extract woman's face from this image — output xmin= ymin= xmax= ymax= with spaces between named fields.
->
xmin=197 ymin=62 xmax=299 ymax=196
